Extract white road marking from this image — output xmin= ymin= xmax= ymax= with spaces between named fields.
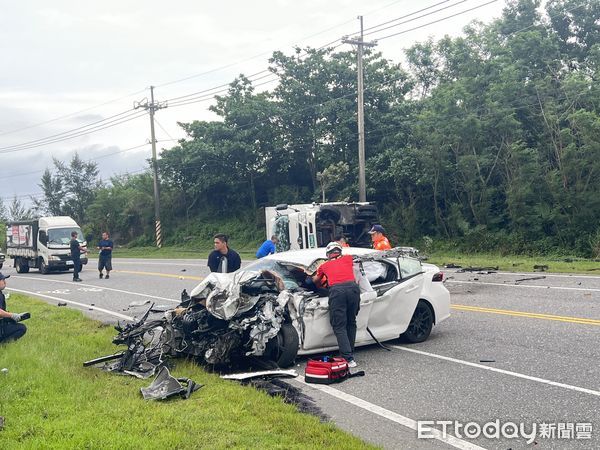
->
xmin=390 ymin=345 xmax=600 ymax=397
xmin=493 ymin=271 xmax=600 ymax=280
xmin=8 ymin=287 xmax=134 ymax=321
xmin=10 ymin=275 xmax=179 ymax=303
xmin=447 ymin=279 xmax=600 ymax=293
xmin=297 ymin=379 xmax=486 ymax=450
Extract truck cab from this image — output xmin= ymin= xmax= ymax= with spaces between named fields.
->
xmin=265 ymin=202 xmax=378 ymax=251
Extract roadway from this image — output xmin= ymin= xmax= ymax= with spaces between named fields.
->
xmin=4 ymin=258 xmax=599 ymax=449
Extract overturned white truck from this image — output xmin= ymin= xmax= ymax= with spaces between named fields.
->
xmin=265 ymin=202 xmax=378 ymax=251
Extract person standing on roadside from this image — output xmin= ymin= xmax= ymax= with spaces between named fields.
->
xmin=70 ymin=231 xmax=87 ymax=282
xmin=97 ymin=231 xmax=114 ymax=279
xmin=256 ymin=235 xmax=278 ymax=259
xmin=368 ymin=224 xmax=392 ymax=250
xmin=0 ymin=273 xmax=27 ymax=343
xmin=208 ymin=233 xmax=241 ymax=273
xmin=312 ymin=242 xmax=360 ymax=367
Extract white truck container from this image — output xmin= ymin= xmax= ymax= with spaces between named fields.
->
xmin=6 ymin=216 xmax=88 ymax=274
xmin=265 ymin=202 xmax=379 ymax=251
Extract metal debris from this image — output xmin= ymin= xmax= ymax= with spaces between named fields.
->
xmin=221 ymin=369 xmax=298 ymax=381
xmin=457 ymin=266 xmax=499 ymax=273
xmin=140 ymin=366 xmax=202 ymax=401
xmin=129 ymin=300 xmax=151 ymax=307
xmin=515 ymin=276 xmax=546 ymax=284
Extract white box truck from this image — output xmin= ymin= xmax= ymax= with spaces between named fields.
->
xmin=6 ymin=216 xmax=88 ymax=274
xmin=265 ymin=202 xmax=379 ymax=251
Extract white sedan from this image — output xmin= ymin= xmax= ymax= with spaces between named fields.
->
xmin=93 ymin=248 xmax=451 ymax=376
xmin=236 ymin=247 xmax=451 ymax=366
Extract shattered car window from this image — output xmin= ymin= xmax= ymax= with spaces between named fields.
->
xmin=244 ymin=259 xmax=304 ymax=291
xmin=398 ymin=257 xmax=422 ymax=279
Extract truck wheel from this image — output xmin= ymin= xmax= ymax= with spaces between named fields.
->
xmin=15 ymin=258 xmax=29 ymax=274
xmin=39 ymin=259 xmax=49 ymax=274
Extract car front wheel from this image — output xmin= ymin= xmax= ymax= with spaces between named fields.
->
xmin=265 ymin=323 xmax=299 ymax=367
xmin=401 ymin=300 xmax=434 ymax=343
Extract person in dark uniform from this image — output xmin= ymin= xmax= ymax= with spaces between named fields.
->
xmin=97 ymin=231 xmax=114 ymax=279
xmin=70 ymin=231 xmax=87 ymax=282
xmin=0 ymin=273 xmax=27 ymax=343
xmin=207 ymin=233 xmax=241 ymax=273
xmin=312 ymin=242 xmax=360 ymax=367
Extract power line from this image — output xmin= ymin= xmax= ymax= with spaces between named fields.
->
xmin=363 ymin=0 xmax=470 ymax=37
xmin=0 ymin=108 xmax=138 ymax=151
xmin=0 ymin=112 xmax=148 ymax=154
xmin=375 ymin=0 xmax=500 ymax=41
xmin=363 ymin=0 xmax=458 ymax=33
xmin=0 ymin=89 xmax=146 ymax=138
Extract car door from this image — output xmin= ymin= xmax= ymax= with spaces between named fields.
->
xmin=363 ymin=257 xmax=425 ymax=342
xmin=298 ymin=258 xmax=373 ymax=352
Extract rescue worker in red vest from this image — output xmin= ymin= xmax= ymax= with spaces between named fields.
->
xmin=368 ymin=224 xmax=392 ymax=250
xmin=312 ymin=242 xmax=360 ymax=368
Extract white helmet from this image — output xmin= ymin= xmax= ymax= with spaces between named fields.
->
xmin=325 ymin=242 xmax=343 ymax=258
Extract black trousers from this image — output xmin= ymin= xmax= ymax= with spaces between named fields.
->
xmin=72 ymin=256 xmax=81 ymax=280
xmin=0 ymin=320 xmax=27 ymax=343
xmin=328 ymin=281 xmax=360 ymax=360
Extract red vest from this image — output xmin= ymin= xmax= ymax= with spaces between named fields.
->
xmin=316 ymin=255 xmax=355 ymax=286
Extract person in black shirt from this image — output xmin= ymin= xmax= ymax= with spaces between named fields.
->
xmin=0 ymin=273 xmax=27 ymax=343
xmin=70 ymin=231 xmax=87 ymax=282
xmin=207 ymin=233 xmax=241 ymax=273
xmin=97 ymin=231 xmax=114 ymax=279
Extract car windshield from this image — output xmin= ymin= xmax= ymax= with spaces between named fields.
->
xmin=244 ymin=258 xmax=307 ymax=291
xmin=48 ymin=227 xmax=82 ymax=246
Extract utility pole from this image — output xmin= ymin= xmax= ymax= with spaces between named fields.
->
xmin=134 ymin=86 xmax=167 ymax=248
xmin=343 ymin=16 xmax=377 ymax=202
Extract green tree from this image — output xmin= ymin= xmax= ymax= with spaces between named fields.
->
xmin=34 ymin=153 xmax=101 ymax=224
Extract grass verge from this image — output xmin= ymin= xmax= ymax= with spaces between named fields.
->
xmin=0 ymin=294 xmax=372 ymax=449
xmin=426 ymin=251 xmax=600 ymax=274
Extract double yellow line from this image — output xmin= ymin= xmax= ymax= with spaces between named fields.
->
xmin=113 ymin=269 xmax=204 ymax=281
xmin=452 ymin=304 xmax=600 ymax=326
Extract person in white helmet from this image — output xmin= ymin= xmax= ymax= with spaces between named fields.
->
xmin=312 ymin=242 xmax=360 ymax=367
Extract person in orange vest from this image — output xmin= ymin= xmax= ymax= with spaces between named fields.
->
xmin=312 ymin=242 xmax=360 ymax=367
xmin=368 ymin=224 xmax=392 ymax=250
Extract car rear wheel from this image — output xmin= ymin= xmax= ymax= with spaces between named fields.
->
xmin=401 ymin=300 xmax=433 ymax=343
xmin=265 ymin=323 xmax=299 ymax=367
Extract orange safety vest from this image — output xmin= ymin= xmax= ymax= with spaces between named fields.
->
xmin=373 ymin=235 xmax=392 ymax=250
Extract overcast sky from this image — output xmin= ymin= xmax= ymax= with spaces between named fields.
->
xmin=0 ymin=0 xmax=508 ymax=207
